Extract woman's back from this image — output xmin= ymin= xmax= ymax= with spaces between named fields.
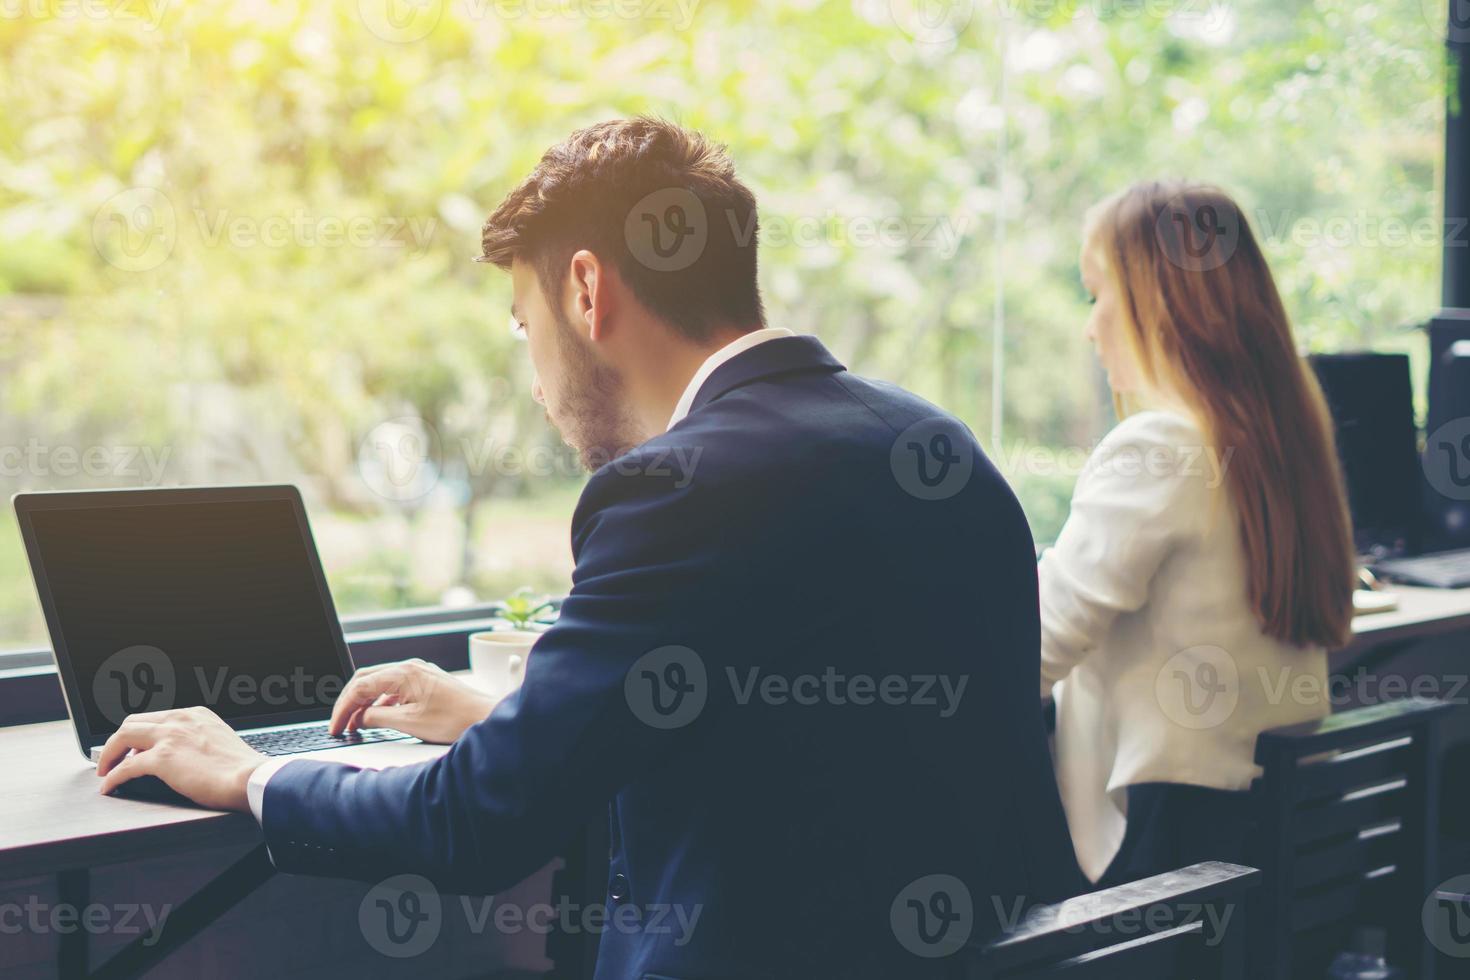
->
xmin=1041 ymin=408 xmax=1330 ymax=881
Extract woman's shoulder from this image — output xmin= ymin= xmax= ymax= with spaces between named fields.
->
xmin=1100 ymin=409 xmax=1206 ymax=448
xmin=1080 ymin=409 xmax=1218 ymax=504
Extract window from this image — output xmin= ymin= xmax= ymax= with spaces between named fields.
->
xmin=0 ymin=0 xmax=1448 ymax=650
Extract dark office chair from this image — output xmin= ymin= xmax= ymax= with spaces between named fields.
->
xmin=969 ymin=860 xmax=1259 ymax=979
xmin=1249 ymin=697 xmax=1455 ymax=979
xmin=549 ymin=834 xmax=1258 ymax=980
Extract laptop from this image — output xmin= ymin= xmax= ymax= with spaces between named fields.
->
xmin=15 ymin=484 xmax=446 ymax=770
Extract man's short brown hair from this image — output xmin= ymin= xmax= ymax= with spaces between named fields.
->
xmin=480 ymin=117 xmax=765 ymax=341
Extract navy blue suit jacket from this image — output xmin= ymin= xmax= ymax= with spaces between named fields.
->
xmin=263 ymin=336 xmax=1081 ymax=978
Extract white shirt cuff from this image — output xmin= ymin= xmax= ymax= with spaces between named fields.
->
xmin=246 ymin=757 xmax=296 ymax=824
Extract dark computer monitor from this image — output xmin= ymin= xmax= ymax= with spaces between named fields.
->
xmin=1424 ymin=310 xmax=1470 ymax=549
xmin=1309 ymin=352 xmax=1423 ymax=557
xmin=1425 ymin=309 xmax=1470 ymax=433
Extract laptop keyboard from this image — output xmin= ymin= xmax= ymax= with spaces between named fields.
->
xmin=1373 ymin=547 xmax=1470 ymax=589
xmin=241 ymin=724 xmax=415 ymax=756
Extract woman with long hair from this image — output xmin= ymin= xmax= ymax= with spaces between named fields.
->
xmin=1040 ymin=180 xmax=1357 ymax=886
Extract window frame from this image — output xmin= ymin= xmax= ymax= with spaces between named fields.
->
xmin=1446 ymin=22 xmax=1469 ymax=308
xmin=0 ymin=602 xmax=547 ymax=726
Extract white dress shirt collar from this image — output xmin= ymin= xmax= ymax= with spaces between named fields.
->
xmin=666 ymin=327 xmax=796 ymax=431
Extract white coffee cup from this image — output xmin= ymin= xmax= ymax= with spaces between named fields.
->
xmin=468 ymin=630 xmax=537 ymax=697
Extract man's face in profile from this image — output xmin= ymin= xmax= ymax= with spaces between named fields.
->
xmin=509 ymin=257 xmax=641 ymax=470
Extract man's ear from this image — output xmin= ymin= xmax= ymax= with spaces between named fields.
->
xmin=569 ymin=250 xmax=613 ymax=342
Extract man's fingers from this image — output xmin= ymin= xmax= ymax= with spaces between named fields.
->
xmin=95 ymin=720 xmax=164 ymax=776
xmin=343 ymin=704 xmax=367 ymax=734
xmin=361 ymin=703 xmax=412 ymax=731
xmin=111 ymin=709 xmax=173 ymax=724
xmin=338 ymin=693 xmax=384 ymax=735
xmin=329 ymin=668 xmax=409 ymax=734
xmin=97 ymin=750 xmax=157 ymax=795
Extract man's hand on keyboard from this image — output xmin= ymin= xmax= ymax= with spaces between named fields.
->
xmin=329 ymin=658 xmax=497 ymax=745
xmin=96 ymin=706 xmax=263 ymax=811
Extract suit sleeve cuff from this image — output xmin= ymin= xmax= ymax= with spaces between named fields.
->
xmin=247 ymin=757 xmax=297 ymax=824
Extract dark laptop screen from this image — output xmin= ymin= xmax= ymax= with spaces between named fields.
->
xmin=27 ymin=497 xmax=347 ymax=737
xmin=1309 ymin=351 xmax=1422 ymax=556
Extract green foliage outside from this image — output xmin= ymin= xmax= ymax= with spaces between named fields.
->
xmin=0 ymin=0 xmax=1449 ymax=648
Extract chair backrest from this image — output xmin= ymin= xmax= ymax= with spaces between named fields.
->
xmin=1250 ymin=696 xmax=1454 ymax=979
xmin=970 ymin=861 xmax=1260 ymax=980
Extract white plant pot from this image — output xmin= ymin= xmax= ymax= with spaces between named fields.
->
xmin=468 ymin=630 xmax=539 ymax=697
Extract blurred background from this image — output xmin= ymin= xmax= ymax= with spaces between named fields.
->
xmin=0 ymin=0 xmax=1449 ymax=649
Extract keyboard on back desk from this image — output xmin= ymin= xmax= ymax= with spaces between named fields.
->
xmin=1373 ymin=547 xmax=1470 ymax=589
xmin=241 ymin=724 xmax=415 ymax=756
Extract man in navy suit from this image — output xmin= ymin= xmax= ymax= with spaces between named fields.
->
xmin=99 ymin=118 xmax=1080 ymax=978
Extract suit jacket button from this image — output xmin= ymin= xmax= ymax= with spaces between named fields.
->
xmin=610 ymin=873 xmax=629 ymax=902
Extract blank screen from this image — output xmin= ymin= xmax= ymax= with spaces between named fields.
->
xmin=1309 ymin=352 xmax=1421 ymax=554
xmin=29 ymin=497 xmax=346 ymax=736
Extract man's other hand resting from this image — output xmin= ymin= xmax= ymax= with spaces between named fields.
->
xmin=96 ymin=706 xmax=266 ymax=812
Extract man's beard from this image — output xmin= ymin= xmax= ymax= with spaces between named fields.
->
xmin=549 ymin=313 xmax=647 ymax=471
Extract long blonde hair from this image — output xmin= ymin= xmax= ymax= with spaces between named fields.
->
xmin=1084 ymin=180 xmax=1355 ymax=649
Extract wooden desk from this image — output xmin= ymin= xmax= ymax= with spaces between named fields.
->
xmin=0 ymin=720 xmax=259 ymax=882
xmin=1 ymin=669 xmax=504 ymax=883
xmin=0 ymin=674 xmax=564 ymax=980
xmin=0 ymin=720 xmax=267 ymax=978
